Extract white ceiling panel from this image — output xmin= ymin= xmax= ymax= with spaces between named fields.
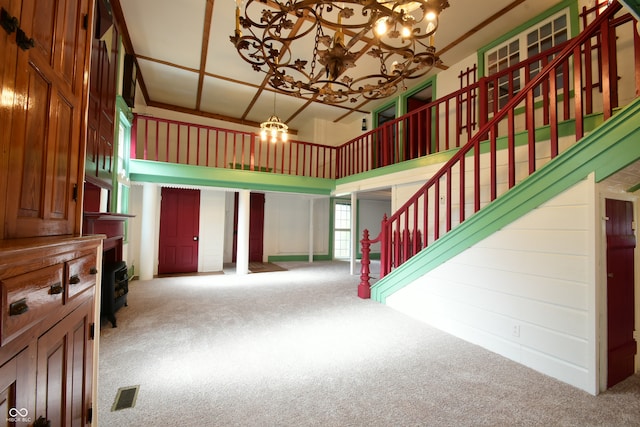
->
xmin=113 ymin=0 xmax=572 ymax=127
xmin=200 ymin=77 xmax=259 ymax=116
xmin=120 ymin=0 xmax=206 ymax=69
xmin=138 ymin=59 xmax=200 ymax=109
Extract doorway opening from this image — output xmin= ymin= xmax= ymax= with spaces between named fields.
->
xmin=405 ymin=84 xmax=433 ymax=160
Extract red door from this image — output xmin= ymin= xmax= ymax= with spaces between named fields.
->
xmin=232 ymin=193 xmax=265 ymax=263
xmin=605 ymin=198 xmax=637 ymax=387
xmin=158 ymin=188 xmax=200 ymax=274
xmin=405 ymin=97 xmax=431 ymax=160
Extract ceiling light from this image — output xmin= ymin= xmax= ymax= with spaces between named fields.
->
xmin=230 ymin=0 xmax=449 ymax=104
xmin=260 ymin=92 xmax=288 ymax=143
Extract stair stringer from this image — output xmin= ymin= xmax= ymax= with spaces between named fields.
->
xmin=371 ymin=97 xmax=640 ymax=304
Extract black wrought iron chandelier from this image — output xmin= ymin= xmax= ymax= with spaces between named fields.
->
xmin=230 ymin=0 xmax=450 ymax=104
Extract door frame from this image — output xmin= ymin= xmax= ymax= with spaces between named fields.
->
xmin=598 ymin=191 xmax=639 ymax=392
xmin=158 ymin=187 xmax=201 ymax=274
xmin=232 ymin=192 xmax=265 ymax=263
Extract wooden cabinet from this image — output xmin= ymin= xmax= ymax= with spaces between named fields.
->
xmin=36 ymin=297 xmax=94 ymax=427
xmin=0 ymin=0 xmax=93 ymax=239
xmin=0 ymin=236 xmax=101 ymax=427
xmin=0 ymin=0 xmax=99 ymax=424
xmin=86 ymin=0 xmax=118 ymax=189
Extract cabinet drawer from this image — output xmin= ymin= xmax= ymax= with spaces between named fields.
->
xmin=1 ymin=265 xmax=64 ymax=346
xmin=66 ymin=252 xmax=98 ymax=300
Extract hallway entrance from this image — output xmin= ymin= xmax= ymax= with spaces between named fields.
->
xmin=605 ymin=198 xmax=637 ymax=387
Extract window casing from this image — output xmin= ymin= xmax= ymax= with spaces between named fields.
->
xmin=334 ymin=202 xmax=351 ymax=259
xmin=485 ymin=9 xmax=570 ymax=110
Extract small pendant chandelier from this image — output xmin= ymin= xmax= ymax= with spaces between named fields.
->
xmin=260 ymin=92 xmax=288 ymax=143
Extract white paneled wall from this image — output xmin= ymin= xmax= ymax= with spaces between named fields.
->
xmin=387 ymin=176 xmax=599 ymax=394
xmin=198 ymin=190 xmax=226 ymax=272
xmin=358 ymin=199 xmax=392 ymax=253
xmin=263 ymin=194 xmax=330 ymax=260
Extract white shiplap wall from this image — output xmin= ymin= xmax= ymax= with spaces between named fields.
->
xmin=386 ymin=176 xmax=599 ymax=394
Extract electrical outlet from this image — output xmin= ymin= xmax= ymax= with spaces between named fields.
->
xmin=512 ymin=325 xmax=520 ymax=338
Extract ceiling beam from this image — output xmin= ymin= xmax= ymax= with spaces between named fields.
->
xmin=195 ymin=0 xmax=215 ymax=111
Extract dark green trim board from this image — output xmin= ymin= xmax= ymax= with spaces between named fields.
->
xmin=620 ymin=1 xmax=640 ymax=20
xmin=373 ymin=99 xmax=398 ymax=128
xmin=371 ymin=97 xmax=640 ymax=303
xmin=399 ymin=76 xmax=437 ymax=116
xmin=129 ymin=160 xmax=335 ymax=195
xmin=267 ymin=254 xmax=332 ymax=262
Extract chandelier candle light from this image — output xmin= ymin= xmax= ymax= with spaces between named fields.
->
xmin=230 ymin=0 xmax=450 ymax=104
xmin=260 ymin=91 xmax=289 ymax=143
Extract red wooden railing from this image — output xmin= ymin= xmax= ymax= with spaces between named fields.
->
xmin=336 ymin=3 xmax=640 ymax=180
xmin=359 ymin=1 xmax=640 ymax=293
xmin=131 ymin=115 xmax=338 ymax=179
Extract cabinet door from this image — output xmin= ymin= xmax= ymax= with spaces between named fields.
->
xmin=36 ymin=299 xmax=93 ymax=427
xmin=0 ymin=0 xmax=21 ymax=236
xmin=3 ymin=0 xmax=92 ymax=238
xmin=0 ymin=348 xmax=34 ymax=427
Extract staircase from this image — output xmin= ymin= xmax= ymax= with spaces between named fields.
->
xmin=363 ymin=1 xmax=640 ymax=301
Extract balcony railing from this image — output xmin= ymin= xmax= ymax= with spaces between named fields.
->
xmin=131 ymin=116 xmax=337 ymax=179
xmin=359 ymin=1 xmax=639 ymax=286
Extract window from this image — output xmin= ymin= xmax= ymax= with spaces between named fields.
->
xmin=487 ymin=40 xmax=521 ymax=110
xmin=527 ymin=14 xmax=568 ymax=97
xmin=485 ymin=10 xmax=569 ymax=110
xmin=334 ymin=202 xmax=351 ymax=259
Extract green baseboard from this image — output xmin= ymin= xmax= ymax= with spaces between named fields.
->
xmin=267 ymin=254 xmax=333 ymax=262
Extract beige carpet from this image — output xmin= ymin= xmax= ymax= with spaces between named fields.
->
xmin=98 ymin=261 xmax=640 ymax=426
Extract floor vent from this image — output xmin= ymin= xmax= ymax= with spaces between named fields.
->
xmin=112 ymin=385 xmax=140 ymax=411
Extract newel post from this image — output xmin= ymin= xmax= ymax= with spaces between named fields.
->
xmin=380 ymin=214 xmax=389 ymax=278
xmin=358 ymin=229 xmax=372 ymax=299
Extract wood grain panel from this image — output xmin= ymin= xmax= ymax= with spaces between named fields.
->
xmin=3 ymin=0 xmax=91 ymax=238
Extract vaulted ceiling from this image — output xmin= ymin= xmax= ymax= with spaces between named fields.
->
xmin=111 ymin=0 xmax=566 ymax=132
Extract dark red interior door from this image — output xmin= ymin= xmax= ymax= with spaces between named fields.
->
xmin=405 ymin=97 xmax=430 ymax=160
xmin=605 ymin=198 xmax=637 ymax=387
xmin=158 ymin=188 xmax=200 ymax=274
xmin=232 ymin=192 xmax=265 ymax=263
xmin=249 ymin=193 xmax=265 ymax=262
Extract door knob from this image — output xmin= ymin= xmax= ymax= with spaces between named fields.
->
xmin=193 ymin=236 xmax=199 ymax=241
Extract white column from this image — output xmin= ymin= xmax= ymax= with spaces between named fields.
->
xmin=308 ymin=198 xmax=314 ymax=263
xmin=236 ymin=189 xmax=250 ymax=275
xmin=350 ymin=192 xmax=357 ymax=275
xmin=139 ymin=182 xmax=158 ymax=280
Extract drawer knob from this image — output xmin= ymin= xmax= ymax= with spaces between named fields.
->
xmin=89 ymin=266 xmax=98 ymax=275
xmin=69 ymin=274 xmax=81 ymax=285
xmin=9 ymin=298 xmax=29 ymax=316
xmin=49 ymin=282 xmax=64 ymax=295
xmin=34 ymin=416 xmax=51 ymax=427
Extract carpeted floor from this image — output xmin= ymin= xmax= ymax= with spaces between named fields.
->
xmin=98 ymin=261 xmax=640 ymax=427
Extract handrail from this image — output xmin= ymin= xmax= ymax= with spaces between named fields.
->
xmin=131 ymin=114 xmax=338 ymax=179
xmin=366 ymin=1 xmax=636 ymax=286
xmin=336 ymin=3 xmax=634 ymax=180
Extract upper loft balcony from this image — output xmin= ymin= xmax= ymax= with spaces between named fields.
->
xmin=129 ymin=2 xmax=640 ymax=196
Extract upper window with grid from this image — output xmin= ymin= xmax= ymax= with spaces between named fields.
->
xmin=485 ymin=9 xmax=570 ymax=111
